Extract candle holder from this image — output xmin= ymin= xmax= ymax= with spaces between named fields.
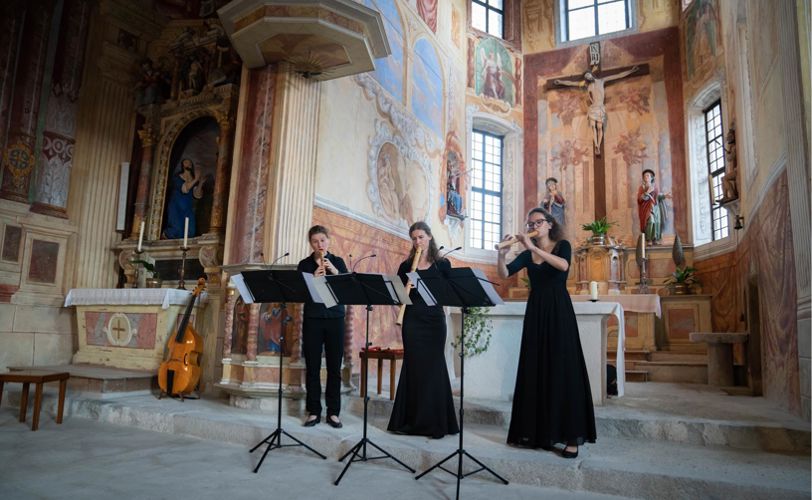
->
xmin=177 ymin=246 xmax=190 ymax=290
xmin=133 ymin=249 xmax=144 ymax=289
xmin=638 ymin=257 xmax=651 ymax=294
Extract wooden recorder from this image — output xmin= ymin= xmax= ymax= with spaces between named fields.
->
xmin=495 ymin=230 xmax=539 ymax=250
xmin=395 ymin=247 xmax=422 ymax=326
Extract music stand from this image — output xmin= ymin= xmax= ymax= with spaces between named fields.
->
xmin=410 ymin=267 xmax=509 ymax=499
xmin=323 ymin=272 xmax=415 ymax=485
xmin=235 ymin=268 xmax=329 ymax=473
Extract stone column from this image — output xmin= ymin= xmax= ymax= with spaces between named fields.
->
xmin=264 ymin=64 xmax=321 ymax=260
xmin=131 ymin=124 xmax=156 ymax=238
xmin=0 ymin=3 xmax=55 ymax=202
xmin=0 ymin=6 xmax=25 ymax=157
xmin=209 ymin=115 xmax=233 ymax=233
xmin=778 ymin=0 xmax=811 ymax=420
xmin=67 ymin=0 xmax=161 ymax=288
xmin=222 ymin=283 xmax=237 ymax=359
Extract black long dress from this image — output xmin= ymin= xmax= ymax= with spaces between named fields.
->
xmin=505 ymin=240 xmax=596 ymax=448
xmin=387 ymin=258 xmax=459 ymax=438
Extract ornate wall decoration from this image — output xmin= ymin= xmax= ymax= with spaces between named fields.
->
xmin=34 ymin=133 xmax=74 ymax=209
xmin=472 ymin=37 xmax=518 ymax=108
xmin=364 ymin=0 xmax=405 ymax=101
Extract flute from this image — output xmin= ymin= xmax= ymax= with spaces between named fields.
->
xmin=315 ymin=250 xmax=325 ymax=275
xmin=395 ymin=247 xmax=422 ymax=326
xmin=495 ymin=230 xmax=539 ymax=250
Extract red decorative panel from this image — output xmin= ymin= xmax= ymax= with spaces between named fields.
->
xmin=84 ymin=312 xmax=158 ymax=349
xmin=666 ymin=308 xmax=697 ymax=339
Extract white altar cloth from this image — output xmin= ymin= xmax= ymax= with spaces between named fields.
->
xmin=449 ymin=300 xmax=624 ymax=405
xmin=65 ymin=288 xmax=208 ymax=310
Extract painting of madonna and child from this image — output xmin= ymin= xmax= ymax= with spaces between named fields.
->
xmin=162 ymin=117 xmax=218 ymax=241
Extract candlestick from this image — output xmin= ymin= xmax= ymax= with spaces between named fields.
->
xmin=132 ymin=248 xmax=144 ymax=289
xmin=589 ymin=281 xmax=599 ymax=301
xmin=638 ymin=257 xmax=650 ymax=294
xmin=177 ymin=245 xmax=190 ymax=290
xmin=641 ymin=234 xmax=646 ymax=259
xmin=183 ymin=217 xmax=189 ymax=248
xmin=137 ymin=221 xmax=145 ymax=252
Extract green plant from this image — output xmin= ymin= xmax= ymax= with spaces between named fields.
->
xmin=581 ymin=217 xmax=616 ymax=236
xmin=131 ymin=259 xmax=160 ymax=279
xmin=664 ymin=266 xmax=700 ymax=287
xmin=452 ymin=306 xmax=493 ymax=358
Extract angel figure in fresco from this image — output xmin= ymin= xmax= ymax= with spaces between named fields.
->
xmin=554 ymin=66 xmax=639 ymax=155
xmin=637 ymin=169 xmax=672 ymax=245
xmin=540 ymin=177 xmax=566 ymax=226
xmin=164 ymin=158 xmax=205 ymax=240
xmin=480 ymin=48 xmax=506 ymax=100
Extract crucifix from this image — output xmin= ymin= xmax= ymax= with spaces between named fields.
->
xmin=545 ymin=42 xmax=648 ymax=220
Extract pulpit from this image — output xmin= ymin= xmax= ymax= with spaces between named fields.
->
xmin=65 ymin=289 xmax=208 ymax=371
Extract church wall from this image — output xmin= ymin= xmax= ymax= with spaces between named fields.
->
xmin=687 ymin=0 xmax=807 ymax=417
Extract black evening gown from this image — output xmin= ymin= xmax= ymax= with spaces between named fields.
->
xmin=387 ymin=258 xmax=459 ymax=438
xmin=506 ymin=240 xmax=596 ymax=448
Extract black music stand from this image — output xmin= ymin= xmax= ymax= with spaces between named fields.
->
xmin=323 ymin=272 xmax=415 ymax=485
xmin=237 ymin=268 xmax=328 ymax=473
xmin=411 ymin=267 xmax=509 ymax=499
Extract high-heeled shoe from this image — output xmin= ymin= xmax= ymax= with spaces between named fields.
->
xmin=561 ymin=447 xmax=578 ymax=459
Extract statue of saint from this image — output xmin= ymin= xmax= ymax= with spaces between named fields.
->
xmin=554 ymin=66 xmax=639 ymax=154
xmin=540 ymin=177 xmax=566 ymax=226
xmin=721 ymin=124 xmax=739 ymax=202
xmin=637 ymin=169 xmax=671 ymax=245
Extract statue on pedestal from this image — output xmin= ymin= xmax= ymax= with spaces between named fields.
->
xmin=637 ymin=169 xmax=671 ymax=245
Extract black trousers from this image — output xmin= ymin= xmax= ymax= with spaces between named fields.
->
xmin=302 ymin=317 xmax=345 ymax=417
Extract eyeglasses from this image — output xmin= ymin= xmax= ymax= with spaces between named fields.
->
xmin=526 ymin=219 xmax=551 ymax=228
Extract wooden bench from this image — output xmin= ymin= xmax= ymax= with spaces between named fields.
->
xmin=689 ymin=332 xmax=749 ymax=386
xmin=0 ymin=370 xmax=70 ymax=431
xmin=359 ymin=348 xmax=403 ymax=400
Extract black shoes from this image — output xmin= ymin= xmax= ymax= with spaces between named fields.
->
xmin=326 ymin=415 xmax=343 ymax=428
xmin=303 ymin=415 xmax=320 ymax=427
xmin=561 ymin=447 xmax=579 ymax=459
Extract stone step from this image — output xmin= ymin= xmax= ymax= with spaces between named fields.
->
xmin=624 ymin=369 xmax=649 ymax=382
xmin=648 ymin=351 xmax=708 ymax=363
xmin=632 ymin=360 xmax=708 ymax=383
xmin=5 ymin=391 xmax=807 ymax=500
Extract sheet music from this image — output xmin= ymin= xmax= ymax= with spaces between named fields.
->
xmin=470 ymin=268 xmax=504 ymax=306
xmin=303 ymin=273 xmax=338 ymax=308
xmin=231 ymin=274 xmax=254 ymax=304
xmin=407 ymin=271 xmax=438 ymax=306
xmin=386 ymin=274 xmax=412 ymax=305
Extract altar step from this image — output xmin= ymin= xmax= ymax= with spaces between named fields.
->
xmin=8 ymin=364 xmax=156 ymax=394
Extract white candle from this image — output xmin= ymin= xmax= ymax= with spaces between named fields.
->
xmin=589 ymin=281 xmax=599 ymax=301
xmin=641 ymin=234 xmax=646 ymax=259
xmin=183 ymin=217 xmax=189 ymax=248
xmin=137 ymin=221 xmax=144 ymax=252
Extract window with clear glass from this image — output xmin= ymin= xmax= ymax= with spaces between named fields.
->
xmin=703 ymin=100 xmax=729 ymax=240
xmin=562 ymin=0 xmax=630 ymax=42
xmin=472 ymin=0 xmax=504 ymax=38
xmin=469 ymin=130 xmax=503 ymax=250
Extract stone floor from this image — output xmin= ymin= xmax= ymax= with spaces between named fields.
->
xmin=0 ymin=378 xmax=809 ymax=500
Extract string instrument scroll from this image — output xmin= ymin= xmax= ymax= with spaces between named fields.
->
xmin=395 ymin=247 xmax=422 ymax=326
xmin=158 ymin=278 xmax=206 ymax=399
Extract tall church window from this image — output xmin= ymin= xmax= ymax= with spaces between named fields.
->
xmin=472 ymin=0 xmax=504 ymax=38
xmin=470 ymin=130 xmax=503 ymax=250
xmin=703 ymin=100 xmax=729 ymax=240
xmin=561 ymin=0 xmax=631 ymax=42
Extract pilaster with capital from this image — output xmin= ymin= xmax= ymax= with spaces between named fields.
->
xmin=131 ymin=123 xmax=157 ymax=238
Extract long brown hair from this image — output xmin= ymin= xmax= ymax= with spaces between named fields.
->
xmin=527 ymin=207 xmax=563 ymax=242
xmin=407 ymin=221 xmax=441 ymax=263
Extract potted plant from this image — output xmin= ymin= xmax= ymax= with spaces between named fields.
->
xmin=131 ymin=259 xmax=162 ymax=288
xmin=581 ymin=217 xmax=616 ymax=245
xmin=452 ymin=306 xmax=493 ymax=358
xmin=664 ymin=266 xmax=699 ymax=295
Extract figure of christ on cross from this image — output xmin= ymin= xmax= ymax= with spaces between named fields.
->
xmin=554 ymin=65 xmax=640 ymax=155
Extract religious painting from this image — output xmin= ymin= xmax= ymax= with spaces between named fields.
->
xmin=28 ymin=239 xmax=59 ymax=284
xmin=473 ymin=37 xmax=517 ymax=107
xmin=411 ymin=38 xmax=444 ymax=137
xmin=684 ymin=0 xmax=720 ymax=82
xmin=373 ymin=142 xmax=430 ymax=227
xmin=162 ymin=116 xmax=218 ymax=240
xmin=365 ymin=0 xmax=405 ymax=101
xmin=257 ymin=303 xmax=283 ymax=355
xmin=411 ymin=0 xmax=437 ymax=32
xmin=440 ymin=132 xmax=466 ymax=221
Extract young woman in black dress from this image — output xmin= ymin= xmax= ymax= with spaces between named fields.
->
xmin=297 ymin=225 xmax=348 ymax=429
xmin=497 ymin=208 xmax=596 ymax=458
xmin=387 ymin=222 xmax=459 ymax=438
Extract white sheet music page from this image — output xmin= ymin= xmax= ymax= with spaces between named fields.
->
xmin=470 ymin=268 xmax=504 ymax=306
xmin=231 ymin=274 xmax=254 ymax=304
xmin=303 ymin=273 xmax=338 ymax=308
xmin=407 ymin=271 xmax=438 ymax=306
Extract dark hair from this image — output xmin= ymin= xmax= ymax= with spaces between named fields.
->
xmin=545 ymin=177 xmax=558 ymax=185
xmin=407 ymin=221 xmax=440 ymax=263
xmin=527 ymin=207 xmax=563 ymax=242
xmin=642 ymin=169 xmax=656 ymax=180
xmin=308 ymin=225 xmax=329 ymax=239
